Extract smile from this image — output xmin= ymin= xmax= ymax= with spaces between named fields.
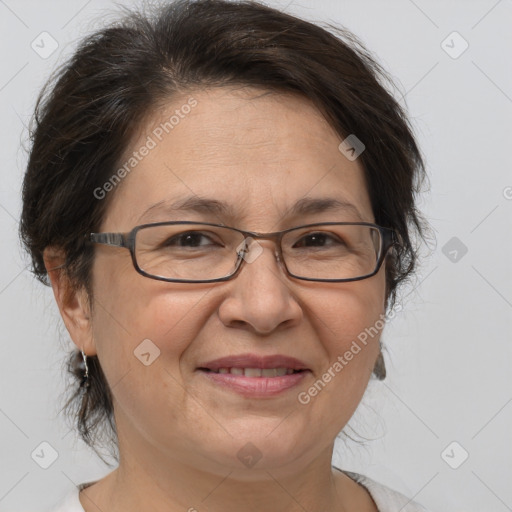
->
xmin=197 ymin=368 xmax=310 ymax=397
xmin=201 ymin=367 xmax=304 ymax=377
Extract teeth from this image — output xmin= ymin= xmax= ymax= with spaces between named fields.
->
xmin=245 ymin=368 xmax=262 ymax=377
xmin=212 ymin=367 xmax=299 ymax=377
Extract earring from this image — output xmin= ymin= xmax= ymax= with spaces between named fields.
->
xmin=80 ymin=349 xmax=90 ymax=390
xmin=373 ymin=348 xmax=386 ymax=380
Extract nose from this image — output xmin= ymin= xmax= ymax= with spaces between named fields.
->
xmin=217 ymin=239 xmax=303 ymax=335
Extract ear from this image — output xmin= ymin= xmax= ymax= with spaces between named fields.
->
xmin=43 ymin=247 xmax=97 ymax=356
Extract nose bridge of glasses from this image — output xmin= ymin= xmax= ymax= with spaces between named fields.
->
xmin=236 ymin=232 xmax=283 ymax=265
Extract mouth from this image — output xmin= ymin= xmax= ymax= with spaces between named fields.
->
xmin=195 ymin=354 xmax=311 ymax=397
xmin=197 ymin=353 xmax=310 ymax=373
xmin=198 ymin=367 xmax=306 ymax=377
xmin=197 ymin=368 xmax=310 ymax=397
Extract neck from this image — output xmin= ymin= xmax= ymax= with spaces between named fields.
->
xmin=78 ymin=414 xmax=376 ymax=512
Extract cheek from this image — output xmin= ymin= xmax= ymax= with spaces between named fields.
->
xmin=90 ymin=255 xmax=216 ymax=388
xmin=310 ymin=271 xmax=386 ymax=348
xmin=302 ymin=276 xmax=385 ymax=411
xmin=88 ymin=272 xmax=215 ymax=435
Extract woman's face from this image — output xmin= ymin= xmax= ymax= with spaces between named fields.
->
xmin=85 ymin=86 xmax=387 ymax=476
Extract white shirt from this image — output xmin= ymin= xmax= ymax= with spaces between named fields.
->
xmin=47 ymin=468 xmax=430 ymax=512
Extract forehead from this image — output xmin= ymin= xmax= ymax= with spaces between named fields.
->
xmin=103 ymin=86 xmax=374 ymax=230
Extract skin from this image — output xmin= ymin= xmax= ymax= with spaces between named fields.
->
xmin=45 ymin=86 xmax=388 ymax=512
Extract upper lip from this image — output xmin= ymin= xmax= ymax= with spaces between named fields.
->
xmin=198 ymin=353 xmax=310 ymax=371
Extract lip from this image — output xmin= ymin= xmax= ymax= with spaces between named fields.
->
xmin=199 ymin=370 xmax=309 ymax=397
xmin=196 ymin=353 xmax=311 ymax=398
xmin=197 ymin=353 xmax=310 ymax=372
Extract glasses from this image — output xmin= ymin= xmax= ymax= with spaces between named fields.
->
xmin=88 ymin=221 xmax=396 ymax=283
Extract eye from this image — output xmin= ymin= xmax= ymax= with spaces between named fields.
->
xmin=293 ymin=231 xmax=345 ymax=248
xmin=159 ymin=231 xmax=223 ymax=249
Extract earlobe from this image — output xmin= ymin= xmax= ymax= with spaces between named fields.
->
xmin=43 ymin=247 xmax=96 ymax=356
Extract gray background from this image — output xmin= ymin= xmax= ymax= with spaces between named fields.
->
xmin=1 ymin=0 xmax=511 ymax=510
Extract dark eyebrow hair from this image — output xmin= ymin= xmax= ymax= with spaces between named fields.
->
xmin=138 ymin=196 xmax=234 ymax=222
xmin=138 ymin=195 xmax=366 ymax=223
xmin=290 ymin=197 xmax=365 ymax=221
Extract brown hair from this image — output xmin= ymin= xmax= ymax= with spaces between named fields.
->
xmin=20 ymin=0 xmax=430 ymax=464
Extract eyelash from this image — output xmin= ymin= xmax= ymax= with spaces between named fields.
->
xmin=161 ymin=230 xmax=344 ymax=248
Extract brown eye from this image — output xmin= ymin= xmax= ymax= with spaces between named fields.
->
xmin=293 ymin=232 xmax=344 ymax=248
xmin=157 ymin=231 xmax=222 ymax=249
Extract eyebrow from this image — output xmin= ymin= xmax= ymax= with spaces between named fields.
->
xmin=290 ymin=197 xmax=365 ymax=221
xmin=137 ymin=195 xmax=366 ymax=223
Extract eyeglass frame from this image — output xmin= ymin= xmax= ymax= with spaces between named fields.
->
xmin=88 ymin=220 xmax=397 ymax=284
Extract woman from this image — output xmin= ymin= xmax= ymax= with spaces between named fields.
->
xmin=20 ymin=0 xmax=432 ymax=510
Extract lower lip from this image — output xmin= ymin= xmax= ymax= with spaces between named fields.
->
xmin=198 ymin=370 xmax=310 ymax=397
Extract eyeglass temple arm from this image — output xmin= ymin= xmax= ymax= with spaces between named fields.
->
xmin=385 ymin=228 xmax=398 ymax=249
xmin=89 ymin=232 xmax=128 ymax=248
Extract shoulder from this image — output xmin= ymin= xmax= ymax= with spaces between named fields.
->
xmin=47 ymin=472 xmax=432 ymax=512
xmin=45 ymin=481 xmax=96 ymax=512
xmin=336 ymin=467 xmax=432 ymax=512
